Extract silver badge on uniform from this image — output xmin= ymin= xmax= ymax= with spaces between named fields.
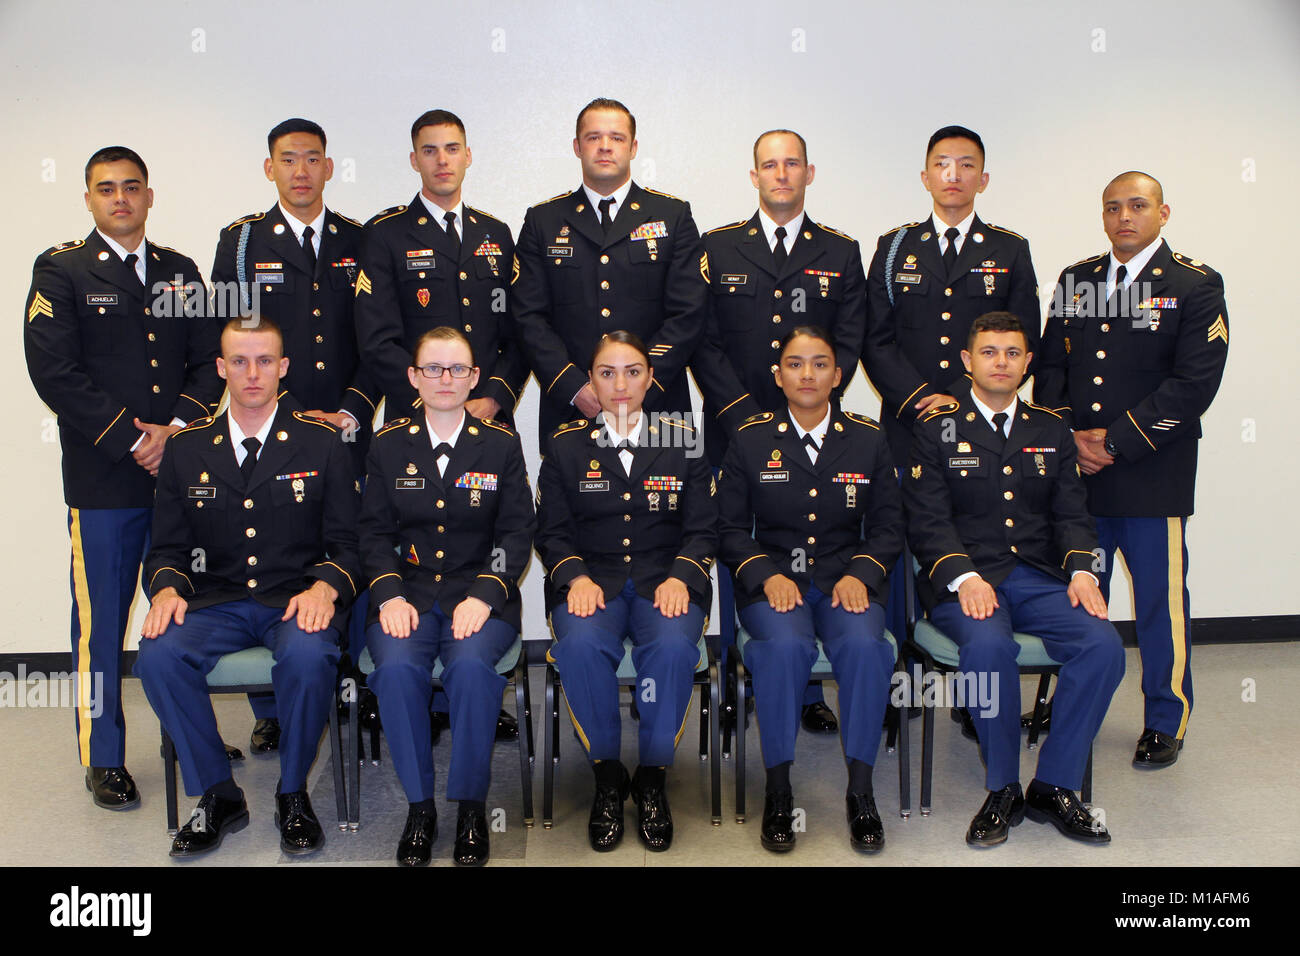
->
xmin=648 ymin=491 xmax=660 ymax=512
xmin=470 ymin=488 xmax=481 ymax=508
xmin=292 ymin=477 xmax=305 ymax=503
xmin=668 ymin=493 xmax=678 ymax=511
xmin=845 ymin=484 xmax=857 ymax=509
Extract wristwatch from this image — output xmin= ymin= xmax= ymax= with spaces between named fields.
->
xmin=1103 ymin=434 xmax=1118 ymax=458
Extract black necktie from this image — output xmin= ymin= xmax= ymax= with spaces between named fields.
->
xmin=1109 ymin=263 xmax=1127 ymax=312
xmin=802 ymin=431 xmax=820 ymax=462
xmin=444 ymin=212 xmax=460 ymax=257
xmin=991 ymin=411 xmax=1008 ymax=450
xmin=614 ymin=438 xmax=637 ymax=451
xmin=123 ymin=253 xmax=143 ymax=286
xmin=942 ymin=227 xmax=960 ymax=274
xmin=774 ymin=226 xmax=788 ymax=270
xmin=240 ymin=437 xmax=261 ymax=484
xmin=433 ymin=442 xmax=453 ymax=460
xmin=598 ymin=198 xmax=615 ymax=234
xmin=302 ymin=226 xmax=317 ymax=277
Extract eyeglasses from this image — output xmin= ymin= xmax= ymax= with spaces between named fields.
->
xmin=415 ymin=364 xmax=474 ymax=380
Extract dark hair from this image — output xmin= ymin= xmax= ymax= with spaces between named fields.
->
xmin=752 ymin=129 xmax=808 ymax=167
xmin=221 ymin=314 xmax=284 ymax=353
xmin=576 ymin=98 xmax=636 ymax=140
xmin=590 ymin=330 xmax=652 ymax=370
xmin=1106 ymin=170 xmax=1164 ymax=205
xmin=411 ymin=109 xmax=466 ymax=144
xmin=967 ymin=311 xmax=1027 ymax=349
xmin=778 ymin=325 xmax=837 ymax=363
xmin=926 ymin=125 xmax=985 ymax=163
xmin=411 ymin=326 xmax=475 ymax=366
xmin=84 ymin=146 xmax=148 ymax=186
xmin=267 ymin=118 xmax=326 ymax=156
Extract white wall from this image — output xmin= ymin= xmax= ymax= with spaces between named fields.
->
xmin=4 ymin=0 xmax=1296 ymax=653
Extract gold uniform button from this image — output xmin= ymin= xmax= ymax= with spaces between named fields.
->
xmin=941 ymin=312 xmax=952 ymax=320
xmin=808 ymin=513 xmax=816 ymax=522
xmin=436 ymin=499 xmax=445 ymax=509
xmin=770 ymin=364 xmax=779 ymax=373
xmin=1096 ymin=350 xmax=1106 ymax=359
xmin=622 ymin=492 xmax=631 ymax=501
xmin=246 ymin=528 xmax=256 ymax=538
xmin=623 ymin=514 xmax=631 ymax=522
xmin=462 ymin=297 xmax=470 ymax=307
xmin=808 ymin=489 xmax=817 ymax=498
xmin=152 ymin=385 xmax=161 ymax=393
xmin=600 ymin=254 xmax=610 ymax=264
xmin=772 ymin=314 xmax=781 ymax=322
xmin=148 ymin=333 xmax=156 ymax=342
xmin=939 ymin=360 xmax=949 ymax=369
xmin=601 ymin=308 xmax=611 ymax=317
xmin=316 ymin=361 xmax=325 ymax=370
xmin=960 ymin=470 xmax=968 ymax=477
xmin=150 ymin=359 xmax=158 ymax=367
xmin=770 ymin=340 xmax=780 ymax=349
xmin=808 ymin=558 xmax=815 ymax=566
xmin=464 ymin=324 xmax=472 ymax=332
xmin=1091 ymin=402 xmax=1102 ymax=412
xmin=774 ymin=290 xmax=783 ymax=299
xmin=1093 ymin=376 xmax=1103 ymax=385
xmin=144 ymin=308 xmax=151 ymax=316
xmin=98 ymin=306 xmax=106 ymax=315
xmin=265 ymin=285 xmax=273 ymax=293
xmin=1003 ymin=491 xmax=1014 ymax=500
xmin=247 ymin=556 xmax=257 ymax=566
xmin=1100 ymin=323 xmax=1110 ymax=332
xmin=622 ymin=538 xmax=631 ymax=546
xmin=435 ymin=574 xmax=442 ymax=582
xmin=1005 ymin=518 xmax=1014 ymax=528
xmin=601 ymin=280 xmax=610 ymax=290
xmin=806 ymin=536 xmax=816 ymax=545
xmin=312 ymin=308 xmax=321 ymax=317
xmin=247 ymin=579 xmax=258 ymax=589
xmin=460 ymin=271 xmax=468 ymax=280
xmin=243 ymin=499 xmax=254 ymax=509
xmin=1010 ymin=545 xmax=1018 ymax=554
xmin=419 ymin=271 xmax=427 ymax=278
xmin=940 ymin=336 xmax=950 ymax=345
xmin=436 ymin=550 xmax=444 ymax=559
xmin=944 ymin=288 xmax=952 ymax=297
xmin=313 ymin=282 xmax=319 ymax=292
xmin=554 ymin=259 xmax=561 ymax=265
xmin=437 ymin=525 xmax=445 ymax=534
xmin=1003 ymin=465 xmax=1013 ymax=475
xmin=623 ymin=555 xmax=631 ymax=564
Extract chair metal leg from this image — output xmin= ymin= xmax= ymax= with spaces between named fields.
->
xmin=885 ymin=698 xmax=899 ymax=753
xmin=897 ymin=692 xmax=911 ymax=818
xmin=1082 ymin=745 xmax=1094 ymax=805
xmin=708 ymin=660 xmax=721 ymax=825
xmin=523 ymin=660 xmax=536 ymax=763
xmin=720 ymin=671 xmax=735 ymax=759
xmin=1027 ymin=674 xmax=1052 ymax=750
xmin=514 ymin=661 xmax=534 ymax=827
xmin=542 ymin=665 xmax=556 ymax=828
xmin=368 ymin=718 xmax=381 ymax=766
xmin=697 ymin=680 xmax=709 ymax=761
xmin=162 ymin=729 xmax=179 ymax=835
xmin=328 ymin=696 xmax=347 ymax=831
xmin=733 ymin=657 xmax=747 ymax=823
xmin=348 ymin=695 xmax=360 ymax=830
xmin=920 ymin=699 xmax=935 ymax=815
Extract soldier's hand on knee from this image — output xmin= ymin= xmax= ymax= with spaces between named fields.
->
xmin=379 ymin=597 xmax=419 ymax=638
xmin=285 ymin=580 xmax=339 ymax=633
xmin=762 ymin=574 xmax=803 ymax=613
xmin=142 ymin=587 xmax=187 ymax=639
xmin=1067 ymin=573 xmax=1109 ymax=619
xmin=653 ymin=577 xmax=691 ymax=618
xmin=831 ymin=575 xmax=869 ymax=614
xmin=452 ymin=597 xmax=491 ymax=639
xmin=566 ymin=576 xmax=606 ymax=618
xmin=957 ymin=576 xmax=998 ymax=620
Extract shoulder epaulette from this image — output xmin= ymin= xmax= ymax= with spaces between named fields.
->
xmin=1067 ymin=252 xmax=1107 ymax=270
xmin=478 ymin=418 xmax=516 ymax=436
xmin=986 ymin=223 xmax=1026 ymax=241
xmin=842 ymin=411 xmax=880 ymax=430
xmin=1024 ymin=401 xmax=1062 ymax=420
xmin=704 ymin=220 xmax=748 ymax=236
xmin=375 ymin=417 xmax=411 ymax=438
xmin=738 ymin=412 xmax=773 ymax=431
xmin=921 ymin=401 xmax=961 ymax=422
xmin=882 ymin=221 xmax=921 ymax=237
xmin=1171 ymin=251 xmax=1209 ymax=276
xmin=293 ymin=410 xmax=338 ymax=432
xmin=46 ymin=239 xmax=85 ymax=256
xmin=551 ymin=419 xmax=589 ymax=439
xmin=642 ymin=186 xmax=684 ymax=203
xmin=150 ymin=241 xmax=184 ymax=256
xmin=174 ymin=416 xmax=215 ymax=436
xmin=331 ymin=211 xmax=363 ymax=229
xmin=464 ymin=205 xmax=503 ymax=224
xmin=818 ymin=223 xmax=855 ymax=242
xmin=534 ymin=191 xmax=572 ymax=209
xmin=367 ymin=205 xmax=407 ymax=227
xmin=225 ymin=211 xmax=266 ymax=231
xmin=656 ymin=416 xmax=695 ymax=432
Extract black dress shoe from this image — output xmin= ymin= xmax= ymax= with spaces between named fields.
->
xmin=1133 ymin=728 xmax=1183 ymax=769
xmin=966 ymin=783 xmax=1025 ymax=847
xmin=85 ymin=764 xmax=139 ymax=811
xmin=1021 ymin=699 xmax=1053 ymax=730
xmin=169 ymin=790 xmax=248 ymax=857
xmin=588 ymin=765 xmax=630 ymax=852
xmin=249 ymin=718 xmax=281 ymax=754
xmin=801 ymin=701 xmax=838 ymax=733
xmin=274 ymin=790 xmax=324 ymax=855
xmin=760 ymin=790 xmax=796 ymax=853
xmin=85 ymin=767 xmax=140 ymax=811
xmin=396 ymin=806 xmax=437 ymax=867
xmin=630 ymin=769 xmax=673 ymax=852
xmin=495 ymin=708 xmax=519 ymax=741
xmin=453 ymin=806 xmax=490 ymax=866
xmin=224 ymin=743 xmax=244 ymax=761
xmin=1025 ymin=782 xmax=1110 ymax=844
xmin=950 ymin=706 xmax=978 ymax=741
xmin=846 ymin=792 xmax=885 ymax=854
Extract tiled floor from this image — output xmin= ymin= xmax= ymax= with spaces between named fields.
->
xmin=3 ymin=642 xmax=1296 ymax=866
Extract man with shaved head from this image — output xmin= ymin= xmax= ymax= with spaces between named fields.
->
xmin=1036 ymin=170 xmax=1229 ymax=770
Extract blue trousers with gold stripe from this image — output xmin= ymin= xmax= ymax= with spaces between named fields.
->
xmin=366 ymin=607 xmax=514 ymax=803
xmin=134 ymin=599 xmax=340 ymax=797
xmin=930 ymin=564 xmax=1126 ymax=792
xmin=739 ymin=585 xmax=893 ymax=770
xmin=68 ymin=507 xmax=151 ymax=768
xmin=1094 ymin=516 xmax=1193 ymax=739
xmin=549 ymin=579 xmax=702 ymax=768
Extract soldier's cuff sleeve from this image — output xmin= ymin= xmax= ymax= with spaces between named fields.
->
xmin=928 ymin=553 xmax=976 ymax=593
xmin=172 ymin=393 xmax=212 ymax=424
xmin=1108 ymin=414 xmax=1157 ymax=463
xmin=849 ymin=554 xmax=889 ymax=594
xmin=468 ymin=573 xmax=511 ymax=613
xmin=148 ymin=567 xmax=195 ymax=599
xmin=672 ymin=555 xmax=712 ymax=593
xmin=735 ymin=553 xmax=781 ymax=594
xmin=549 ymin=555 xmax=590 ymax=591
xmin=340 ymin=387 xmax=376 ymax=426
xmin=97 ymin=407 xmax=144 ymax=462
xmin=550 ymin=366 xmax=588 ymax=407
xmin=478 ymin=376 xmax=517 ymax=412
xmin=718 ymin=394 xmax=763 ymax=435
xmin=368 ymin=571 xmax=405 ymax=607
xmin=311 ymin=561 xmax=357 ymax=607
xmin=1063 ymin=551 xmax=1097 ymax=578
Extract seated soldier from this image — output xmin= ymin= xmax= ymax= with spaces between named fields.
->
xmin=905 ymin=311 xmax=1125 ymax=847
xmin=718 ymin=325 xmax=903 ymax=854
xmin=136 ymin=317 xmax=360 ymax=858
